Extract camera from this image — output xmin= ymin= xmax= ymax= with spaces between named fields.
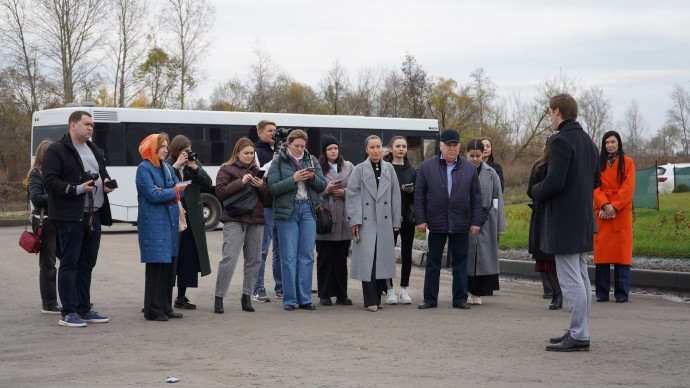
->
xmin=185 ymin=150 xmax=198 ymax=161
xmin=273 ymin=127 xmax=294 ymax=149
xmin=84 ymin=170 xmax=99 ymax=186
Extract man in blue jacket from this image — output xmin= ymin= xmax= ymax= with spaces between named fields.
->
xmin=415 ymin=129 xmax=482 ymax=310
xmin=530 ymin=94 xmax=600 ymax=352
xmin=43 ymin=111 xmax=115 ymax=328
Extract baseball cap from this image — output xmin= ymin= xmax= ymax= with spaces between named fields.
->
xmin=440 ymin=129 xmax=459 ymax=144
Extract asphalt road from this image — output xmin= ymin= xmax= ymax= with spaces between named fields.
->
xmin=1 ymin=224 xmax=689 ymax=387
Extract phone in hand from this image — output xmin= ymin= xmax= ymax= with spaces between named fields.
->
xmin=180 ymin=180 xmax=192 ymax=186
xmin=331 ymin=179 xmax=342 ymax=185
xmin=305 ymin=167 xmax=315 ymax=173
xmin=255 ymin=170 xmax=266 ymax=179
xmin=105 ymin=179 xmax=118 ymax=189
xmin=402 ymin=183 xmax=413 ymax=188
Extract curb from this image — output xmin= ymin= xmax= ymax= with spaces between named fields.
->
xmin=397 ymin=248 xmax=690 ymax=293
xmin=0 ymin=219 xmax=27 ymax=227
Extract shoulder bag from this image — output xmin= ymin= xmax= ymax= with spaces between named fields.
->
xmin=19 ymin=188 xmax=43 ymax=254
xmin=222 ymin=185 xmax=258 ymax=216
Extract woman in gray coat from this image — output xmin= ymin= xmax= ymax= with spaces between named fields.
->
xmin=465 ymin=139 xmax=506 ymax=305
xmin=316 ymin=135 xmax=354 ymax=306
xmin=346 ymin=135 xmax=401 ymax=312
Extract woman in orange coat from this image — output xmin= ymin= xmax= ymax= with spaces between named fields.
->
xmin=593 ymin=131 xmax=635 ymax=303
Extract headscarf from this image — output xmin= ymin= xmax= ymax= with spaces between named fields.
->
xmin=139 ymin=134 xmax=161 ymax=167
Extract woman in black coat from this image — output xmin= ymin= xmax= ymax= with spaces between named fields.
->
xmin=28 ymin=139 xmax=61 ymax=314
xmin=527 ymin=136 xmax=561 ymax=310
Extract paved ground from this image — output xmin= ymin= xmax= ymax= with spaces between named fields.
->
xmin=1 ymin=224 xmax=689 ymax=387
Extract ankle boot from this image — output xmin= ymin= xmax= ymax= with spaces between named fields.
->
xmin=214 ymin=296 xmax=224 ymax=314
xmin=241 ymin=294 xmax=255 ymax=312
xmin=549 ymin=292 xmax=563 ymax=310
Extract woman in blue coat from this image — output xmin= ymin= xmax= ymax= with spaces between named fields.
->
xmin=136 ymin=133 xmax=187 ymax=321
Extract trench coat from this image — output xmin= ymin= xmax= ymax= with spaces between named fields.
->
xmin=316 ymin=161 xmax=354 ymax=241
xmin=593 ymin=155 xmax=635 ymax=265
xmin=468 ymin=163 xmax=506 ymax=276
xmin=166 ymin=157 xmax=213 ymax=276
xmin=346 ymin=158 xmax=401 ymax=281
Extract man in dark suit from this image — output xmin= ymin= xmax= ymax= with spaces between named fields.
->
xmin=530 ymin=94 xmax=600 ymax=351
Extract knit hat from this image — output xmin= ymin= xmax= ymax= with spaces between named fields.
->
xmin=139 ymin=134 xmax=161 ymax=167
xmin=321 ymin=135 xmax=340 ymax=154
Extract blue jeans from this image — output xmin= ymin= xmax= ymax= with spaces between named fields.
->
xmin=57 ymin=211 xmax=102 ymax=316
xmin=423 ymin=232 xmax=469 ymax=306
xmin=254 ymin=207 xmax=282 ymax=294
xmin=276 ymin=201 xmax=316 ymax=306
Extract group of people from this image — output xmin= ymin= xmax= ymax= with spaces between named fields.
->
xmin=29 ymin=94 xmax=635 ymax=354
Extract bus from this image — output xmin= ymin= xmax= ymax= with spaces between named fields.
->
xmin=31 ymin=105 xmax=441 ymax=229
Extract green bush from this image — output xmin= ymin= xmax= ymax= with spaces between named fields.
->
xmin=674 ymin=184 xmax=689 ymax=193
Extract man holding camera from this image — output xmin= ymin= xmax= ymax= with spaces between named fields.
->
xmin=43 ymin=110 xmax=115 ymax=328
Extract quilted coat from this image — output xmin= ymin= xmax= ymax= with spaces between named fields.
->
xmin=136 ymin=160 xmax=182 ymax=263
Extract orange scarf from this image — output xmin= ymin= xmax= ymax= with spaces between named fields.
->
xmin=138 ymin=134 xmax=161 ymax=167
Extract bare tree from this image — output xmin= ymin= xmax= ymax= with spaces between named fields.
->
xmin=378 ymin=69 xmax=403 ymax=117
xmin=162 ymin=0 xmax=215 ymax=109
xmin=579 ymin=86 xmax=612 ymax=144
xmin=320 ymin=60 xmax=350 ymax=115
xmin=247 ymin=42 xmax=275 ymax=112
xmin=508 ymin=72 xmax=579 ymax=162
xmin=622 ymin=100 xmax=647 ymax=156
xmin=648 ymin=124 xmax=681 ymax=160
xmin=469 ymin=68 xmax=497 ymax=136
xmin=400 ymin=54 xmax=429 ymax=118
xmin=345 ymin=68 xmax=382 ymax=116
xmin=35 ymin=0 xmax=108 ymax=104
xmin=0 ymin=0 xmax=52 ymax=113
xmin=273 ymin=73 xmax=319 ymax=114
xmin=109 ymin=0 xmax=148 ymax=107
xmin=667 ymin=84 xmax=690 ymax=158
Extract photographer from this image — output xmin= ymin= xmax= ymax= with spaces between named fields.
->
xmin=42 ymin=111 xmax=115 ymax=328
xmin=167 ymin=135 xmax=213 ymax=310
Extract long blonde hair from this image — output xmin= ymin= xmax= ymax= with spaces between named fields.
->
xmin=29 ymin=139 xmax=53 ymax=175
xmin=224 ymin=137 xmax=257 ymax=168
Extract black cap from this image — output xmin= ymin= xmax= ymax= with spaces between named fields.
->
xmin=440 ymin=129 xmax=459 ymax=144
xmin=321 ymin=135 xmax=340 ymax=154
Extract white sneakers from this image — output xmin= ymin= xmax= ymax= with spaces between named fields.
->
xmin=386 ymin=288 xmax=413 ymax=305
xmin=399 ymin=288 xmax=413 ymax=304
xmin=467 ymin=293 xmax=482 ymax=305
xmin=386 ymin=289 xmax=399 ymax=305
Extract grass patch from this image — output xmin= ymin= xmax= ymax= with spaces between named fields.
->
xmin=500 ymin=192 xmax=690 ymax=258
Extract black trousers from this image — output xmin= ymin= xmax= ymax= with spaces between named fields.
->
xmin=33 ymin=217 xmax=58 ymax=308
xmin=144 ymin=261 xmax=175 ymax=319
xmin=361 ymin=248 xmax=387 ymax=307
xmin=394 ymin=223 xmax=415 ymax=287
xmin=316 ymin=240 xmax=351 ymax=299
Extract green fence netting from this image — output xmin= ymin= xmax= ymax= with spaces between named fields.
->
xmin=633 ymin=166 xmax=658 ymax=210
xmin=674 ymin=167 xmax=690 ymax=191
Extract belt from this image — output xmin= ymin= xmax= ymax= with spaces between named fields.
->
xmin=294 ymin=198 xmax=310 ymax=203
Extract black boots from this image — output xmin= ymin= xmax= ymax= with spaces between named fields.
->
xmin=549 ymin=292 xmax=563 ymax=310
xmin=541 ymin=272 xmax=553 ymax=299
xmin=214 ymin=296 xmax=224 ymax=314
xmin=241 ymin=294 xmax=255 ymax=312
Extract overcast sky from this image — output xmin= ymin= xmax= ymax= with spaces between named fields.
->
xmin=190 ymin=0 xmax=690 ymax=136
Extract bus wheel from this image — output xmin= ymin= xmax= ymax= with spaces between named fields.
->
xmin=201 ymin=193 xmax=221 ymax=230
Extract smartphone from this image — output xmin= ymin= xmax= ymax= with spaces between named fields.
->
xmin=105 ymin=179 xmax=118 ymax=189
xmin=306 ymin=167 xmax=315 ymax=173
xmin=180 ymin=180 xmax=192 ymax=186
xmin=331 ymin=179 xmax=342 ymax=185
xmin=402 ymin=183 xmax=414 ymax=187
xmin=256 ymin=170 xmax=266 ymax=179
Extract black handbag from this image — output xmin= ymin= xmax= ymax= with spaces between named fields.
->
xmin=315 ymin=203 xmax=333 ymax=234
xmin=222 ymin=186 xmax=258 ymax=216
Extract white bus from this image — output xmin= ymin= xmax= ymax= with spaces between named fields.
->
xmin=31 ymin=105 xmax=440 ymax=229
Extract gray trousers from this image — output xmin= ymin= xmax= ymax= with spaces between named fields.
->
xmin=215 ymin=222 xmax=264 ymax=297
xmin=555 ymin=252 xmax=592 ymax=341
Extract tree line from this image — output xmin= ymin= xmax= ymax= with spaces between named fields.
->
xmin=2 ymin=0 xmax=690 ymax=186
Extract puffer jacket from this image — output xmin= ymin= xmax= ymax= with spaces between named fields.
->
xmin=215 ymin=162 xmax=268 ymax=224
xmin=267 ymin=148 xmax=327 ymax=221
xmin=414 ymin=154 xmax=483 ymax=233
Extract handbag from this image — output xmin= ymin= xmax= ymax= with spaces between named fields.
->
xmin=222 ymin=186 xmax=258 ymax=216
xmin=19 ymin=188 xmax=44 ymax=254
xmin=315 ymin=203 xmax=333 ymax=234
xmin=178 ymin=201 xmax=187 ymax=232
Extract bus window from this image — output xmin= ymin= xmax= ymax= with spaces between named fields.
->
xmin=32 ymin=125 xmax=66 ymax=154
xmin=406 ymin=136 xmax=422 ymax=168
xmin=424 ymin=138 xmax=438 ymax=160
xmin=93 ymin=123 xmax=126 ymax=166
